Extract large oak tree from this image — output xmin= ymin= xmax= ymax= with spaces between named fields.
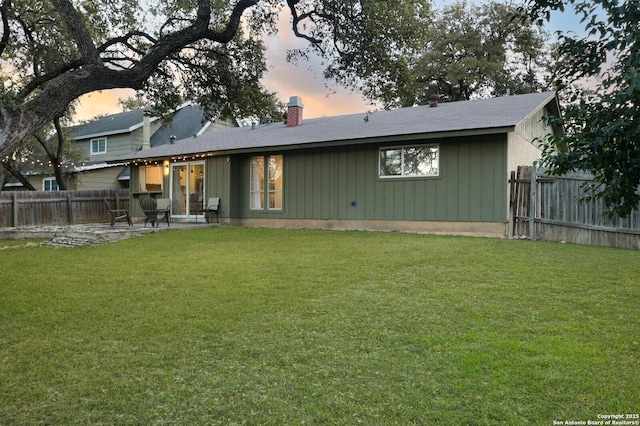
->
xmin=351 ymin=0 xmax=552 ymax=109
xmin=0 ymin=0 xmax=431 ymax=160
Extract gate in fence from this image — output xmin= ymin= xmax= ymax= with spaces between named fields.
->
xmin=509 ymin=166 xmax=640 ymax=250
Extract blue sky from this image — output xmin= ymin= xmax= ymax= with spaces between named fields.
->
xmin=76 ymin=1 xmax=588 ymax=122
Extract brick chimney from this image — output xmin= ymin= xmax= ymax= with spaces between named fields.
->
xmin=286 ymin=96 xmax=304 ymax=127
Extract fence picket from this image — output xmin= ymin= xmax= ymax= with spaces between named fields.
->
xmin=509 ymin=166 xmax=640 ymax=249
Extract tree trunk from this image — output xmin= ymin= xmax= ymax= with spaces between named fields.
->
xmin=1 ymin=162 xmax=37 ymax=191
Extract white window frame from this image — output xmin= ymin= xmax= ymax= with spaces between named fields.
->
xmin=250 ymin=155 xmax=283 ymax=211
xmin=42 ymin=177 xmax=59 ymax=191
xmin=379 ymin=144 xmax=439 ymax=178
xmin=250 ymin=156 xmax=265 ymax=210
xmin=90 ymin=137 xmax=107 ymax=155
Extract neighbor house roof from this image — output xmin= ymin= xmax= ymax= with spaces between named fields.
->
xmin=70 ymin=104 xmax=216 ymax=145
xmin=69 ymin=109 xmax=149 ymax=140
xmin=150 ymin=104 xmax=209 ymax=147
xmin=113 ymin=91 xmax=559 ymax=162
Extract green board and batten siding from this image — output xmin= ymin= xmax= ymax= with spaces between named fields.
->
xmin=204 ymin=155 xmax=232 ymax=218
xmin=230 ymin=134 xmax=507 ymax=223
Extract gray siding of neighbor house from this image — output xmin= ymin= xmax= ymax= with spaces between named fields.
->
xmin=229 ymin=134 xmax=508 ymax=223
xmin=74 ymin=167 xmax=127 ymax=190
xmin=77 ymin=127 xmax=153 ymax=163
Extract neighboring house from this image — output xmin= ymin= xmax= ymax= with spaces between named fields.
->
xmin=23 ymin=104 xmax=238 ymax=191
xmin=113 ymin=92 xmax=561 ymax=237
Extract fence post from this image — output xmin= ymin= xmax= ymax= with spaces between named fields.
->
xmin=12 ymin=192 xmax=18 ymax=227
xmin=529 ymin=166 xmax=537 ymax=239
xmin=67 ymin=193 xmax=73 ymax=225
xmin=508 ymin=170 xmax=516 ymax=237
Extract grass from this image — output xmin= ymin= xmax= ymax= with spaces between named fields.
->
xmin=0 ymin=227 xmax=638 ymax=425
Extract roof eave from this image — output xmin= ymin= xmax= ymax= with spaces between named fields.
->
xmin=109 ymin=126 xmax=515 ymax=163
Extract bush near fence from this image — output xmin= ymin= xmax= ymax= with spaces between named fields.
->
xmin=510 ymin=166 xmax=640 ymax=250
xmin=0 ymin=189 xmax=129 ymax=228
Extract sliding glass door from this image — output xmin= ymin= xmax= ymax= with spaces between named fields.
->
xmin=170 ymin=162 xmax=205 ymax=218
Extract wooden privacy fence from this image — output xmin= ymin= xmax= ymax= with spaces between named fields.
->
xmin=0 ymin=189 xmax=129 ymax=228
xmin=509 ymin=166 xmax=640 ymax=250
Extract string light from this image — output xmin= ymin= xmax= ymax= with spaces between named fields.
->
xmin=2 ymin=156 xmax=89 ymax=169
xmin=127 ymin=151 xmax=218 ymax=167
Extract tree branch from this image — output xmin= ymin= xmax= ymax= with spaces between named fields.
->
xmin=98 ymin=31 xmax=158 ymax=56
xmin=131 ymin=0 xmax=259 ymax=78
xmin=18 ymin=59 xmax=86 ymax=99
xmin=49 ymin=0 xmax=99 ymax=63
xmin=1 ymin=0 xmax=264 ymax=158
xmin=286 ymin=0 xmax=325 ymax=49
xmin=1 ymin=160 xmax=36 ymax=191
xmin=0 ymin=0 xmax=11 ymax=57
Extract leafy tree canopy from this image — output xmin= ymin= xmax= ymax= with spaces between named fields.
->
xmin=519 ymin=0 xmax=640 ymax=217
xmin=0 ymin=0 xmax=432 ymax=158
xmin=354 ymin=0 xmax=552 ymax=108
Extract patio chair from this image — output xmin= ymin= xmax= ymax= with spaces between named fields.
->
xmin=140 ymin=197 xmax=171 ymax=227
xmin=202 ymin=197 xmax=220 ymax=223
xmin=156 ymin=198 xmax=171 ymax=227
xmin=104 ymin=198 xmax=132 ymax=227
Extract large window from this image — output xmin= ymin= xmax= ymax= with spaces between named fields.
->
xmin=43 ymin=177 xmax=58 ymax=191
xmin=379 ymin=144 xmax=439 ymax=178
xmin=90 ymin=137 xmax=107 ymax=155
xmin=138 ymin=164 xmax=163 ymax=192
xmin=250 ymin=155 xmax=283 ymax=210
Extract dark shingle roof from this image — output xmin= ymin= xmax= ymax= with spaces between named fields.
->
xmin=150 ymin=104 xmax=208 ymax=147
xmin=69 ymin=109 xmax=147 ymax=140
xmin=115 ymin=91 xmax=558 ymax=162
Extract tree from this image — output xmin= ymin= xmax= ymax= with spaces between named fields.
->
xmin=356 ymin=0 xmax=552 ymax=108
xmin=118 ymin=94 xmax=148 ymax=112
xmin=0 ymin=0 xmax=431 ymax=159
xmin=519 ymin=0 xmax=640 ymax=217
xmin=1 ymin=114 xmax=83 ymax=190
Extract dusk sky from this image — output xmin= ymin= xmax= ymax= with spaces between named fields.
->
xmin=75 ymin=2 xmax=587 ymax=123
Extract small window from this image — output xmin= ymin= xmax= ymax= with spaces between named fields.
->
xmin=250 ymin=155 xmax=283 ymax=210
xmin=379 ymin=144 xmax=439 ymax=178
xmin=43 ymin=177 xmax=59 ymax=191
xmin=138 ymin=165 xmax=163 ymax=192
xmin=90 ymin=137 xmax=107 ymax=155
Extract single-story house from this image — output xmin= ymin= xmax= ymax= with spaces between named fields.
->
xmin=112 ymin=91 xmax=561 ymax=237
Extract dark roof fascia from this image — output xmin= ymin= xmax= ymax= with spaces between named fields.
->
xmin=116 ymin=126 xmax=514 ymax=162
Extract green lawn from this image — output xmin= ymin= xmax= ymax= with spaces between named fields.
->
xmin=1 ymin=227 xmax=638 ymax=425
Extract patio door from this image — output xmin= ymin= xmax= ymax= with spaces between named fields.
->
xmin=170 ymin=162 xmax=205 ymax=218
